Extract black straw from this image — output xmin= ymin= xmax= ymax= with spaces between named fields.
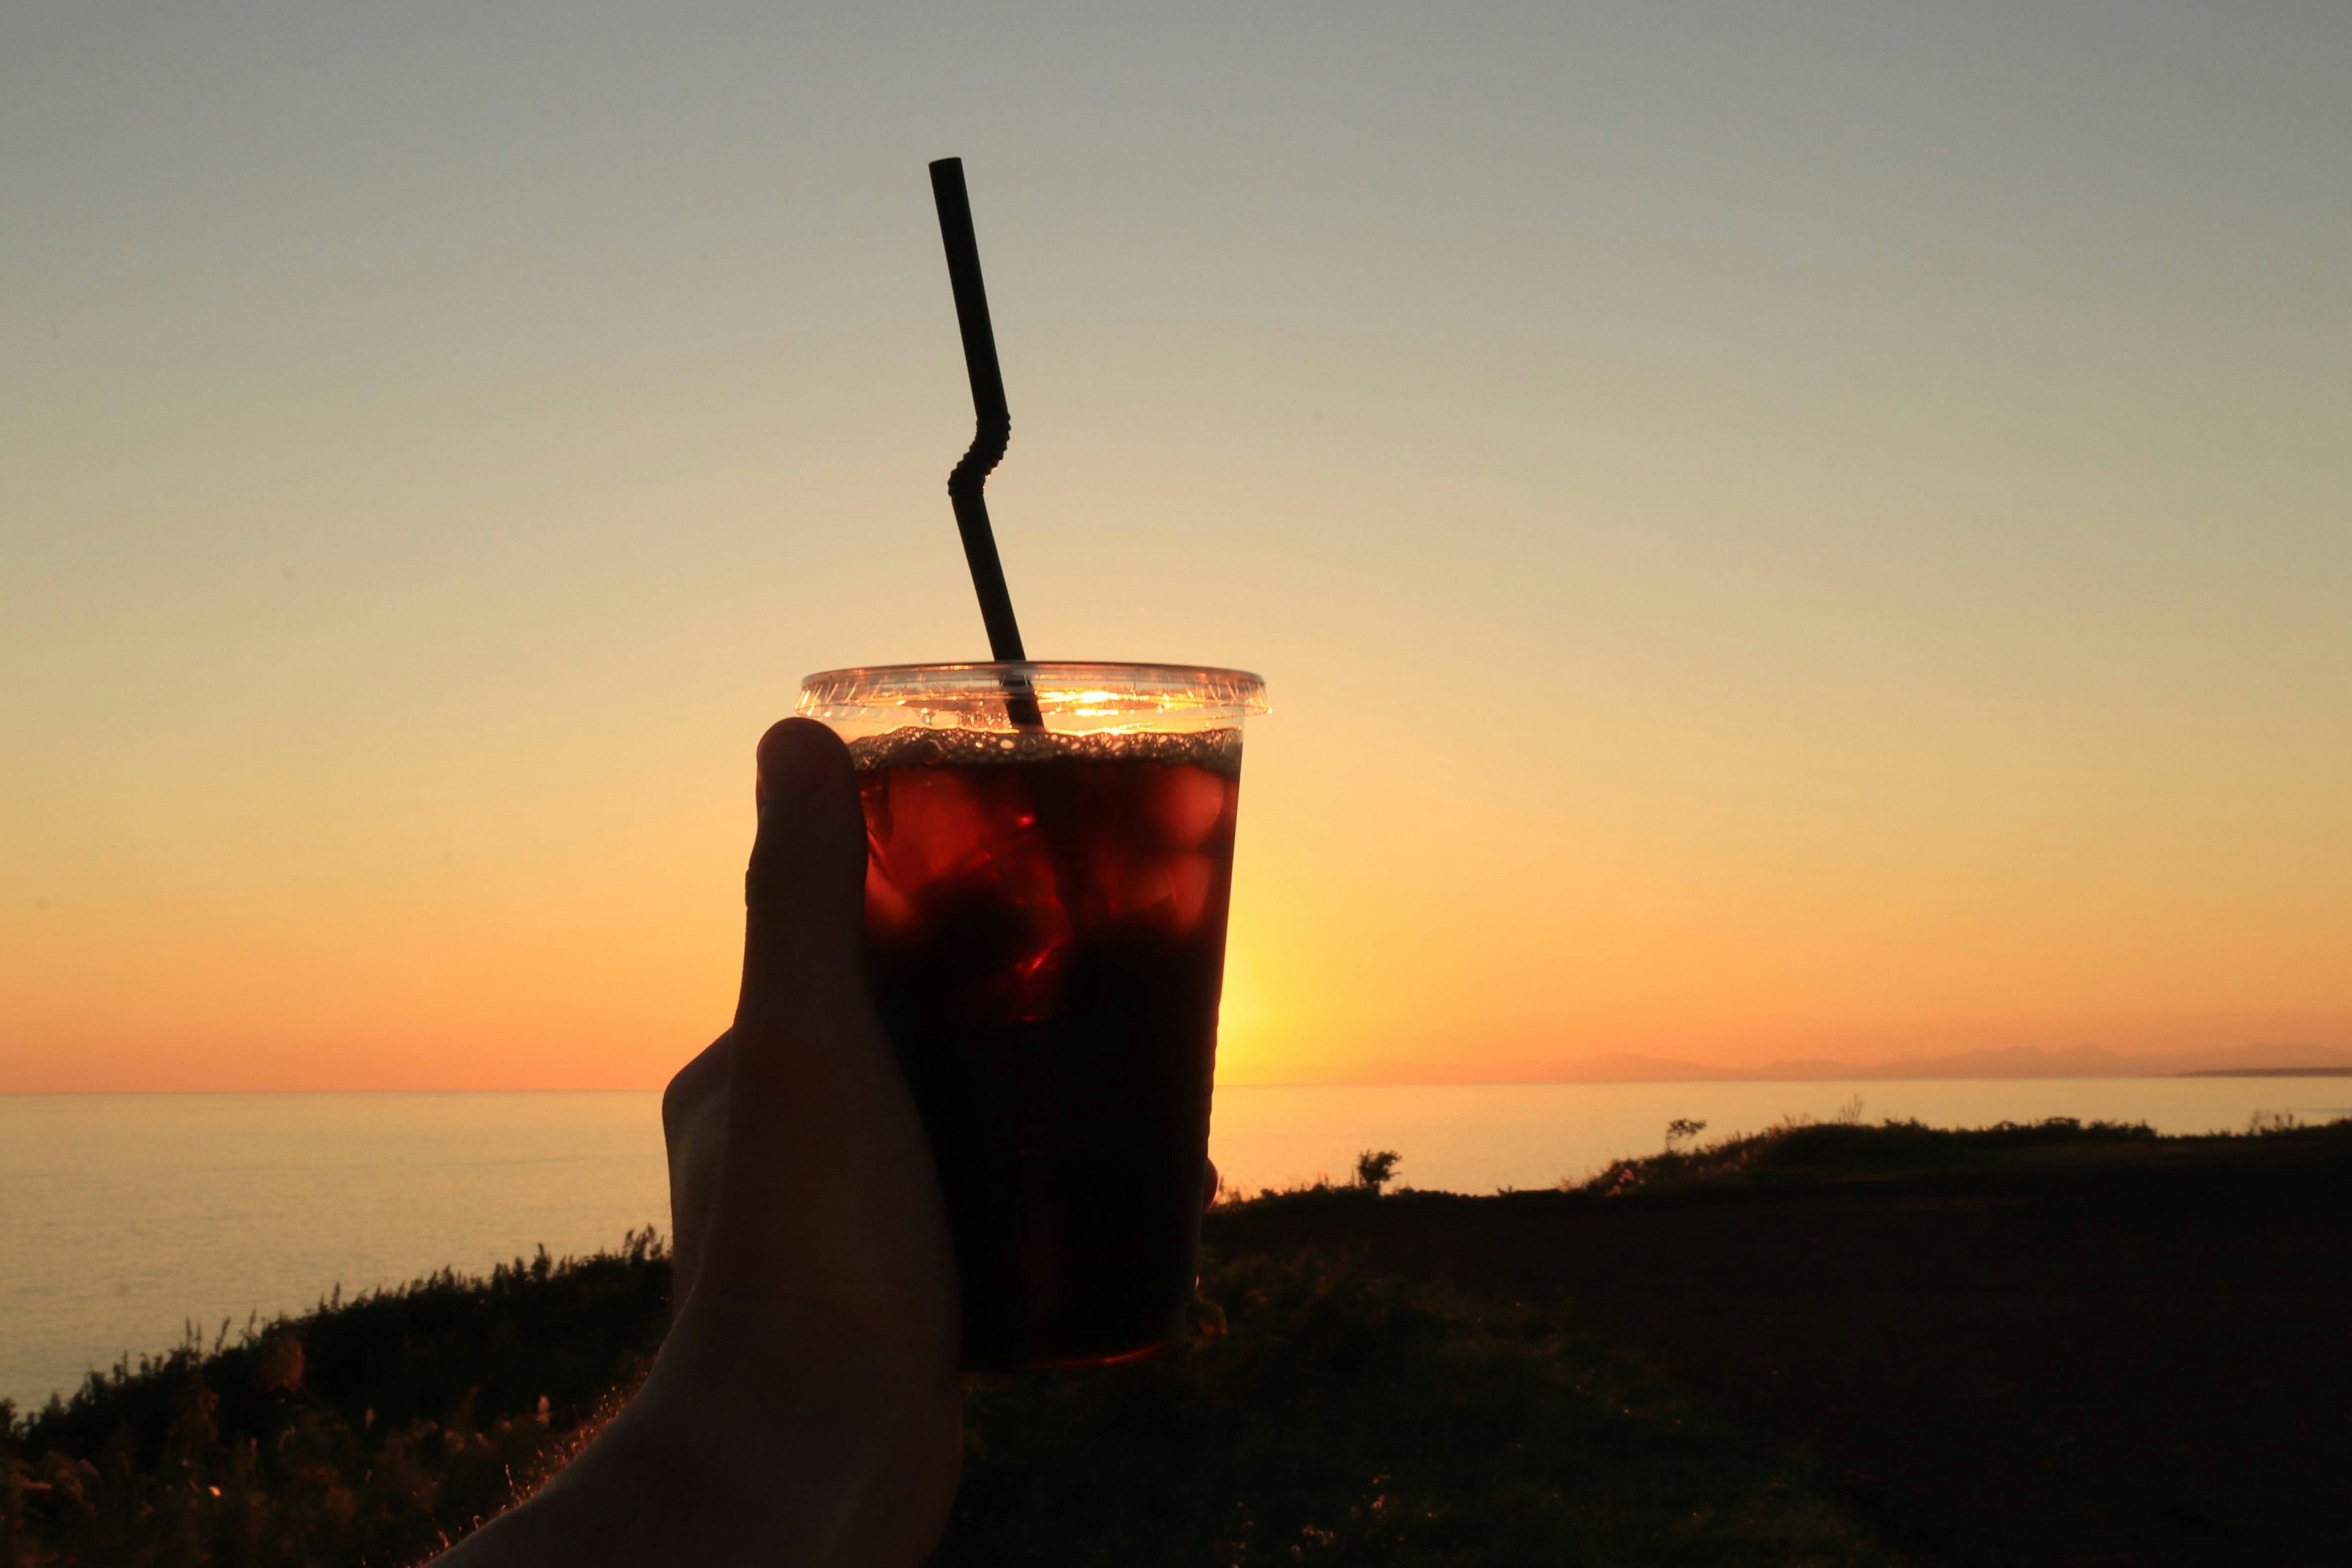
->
xmin=929 ymin=157 xmax=1030 ymax=665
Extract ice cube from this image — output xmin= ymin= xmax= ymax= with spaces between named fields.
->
xmin=1149 ymin=766 xmax=1231 ymax=850
xmin=1165 ymin=853 xmax=1216 ymax=930
xmin=877 ymin=767 xmax=987 ymax=888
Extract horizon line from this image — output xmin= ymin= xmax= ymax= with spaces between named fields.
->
xmin=9 ymin=1066 xmax=2352 ymax=1098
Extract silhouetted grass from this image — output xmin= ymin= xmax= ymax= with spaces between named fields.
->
xmin=3 ymin=1228 xmax=1887 ymax=1566
xmin=1572 ymin=1111 xmax=2352 ymax=1198
xmin=2 ymin=1231 xmax=669 ymax=1567
xmin=1575 ymin=1114 xmax=2166 ymax=1197
xmin=945 ymin=1250 xmax=1884 ymax=1566
xmin=32 ymin=1115 xmax=2327 ymax=1563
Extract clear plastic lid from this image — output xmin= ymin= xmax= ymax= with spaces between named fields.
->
xmin=798 ymin=662 xmax=1268 ymax=741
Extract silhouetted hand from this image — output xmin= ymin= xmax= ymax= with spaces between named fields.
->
xmin=440 ymin=718 xmax=961 ymax=1567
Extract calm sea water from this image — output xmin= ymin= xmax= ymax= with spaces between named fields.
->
xmin=6 ymin=1079 xmax=2346 ymax=1412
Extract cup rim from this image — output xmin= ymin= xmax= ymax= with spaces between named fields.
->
xmin=799 ymin=661 xmax=1269 ymax=717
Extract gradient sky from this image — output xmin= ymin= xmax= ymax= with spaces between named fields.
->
xmin=6 ymin=2 xmax=2350 ymax=1091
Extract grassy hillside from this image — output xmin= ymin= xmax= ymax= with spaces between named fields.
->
xmin=1 ymin=1233 xmax=670 ymax=1568
xmin=1213 ymin=1115 xmax=2352 ymax=1566
xmin=14 ymin=1114 xmax=2342 ymax=1566
xmin=4 ymin=1231 xmax=1883 ymax=1566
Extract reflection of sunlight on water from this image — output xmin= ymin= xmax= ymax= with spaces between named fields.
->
xmin=0 ymin=1093 xmax=666 ymax=1415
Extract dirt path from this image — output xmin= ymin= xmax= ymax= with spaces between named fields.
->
xmin=1208 ymin=1133 xmax=2352 ymax=1566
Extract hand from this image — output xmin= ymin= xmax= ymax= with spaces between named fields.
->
xmin=441 ymin=718 xmax=962 ymax=1567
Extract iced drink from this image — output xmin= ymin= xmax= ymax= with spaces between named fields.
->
xmin=800 ymin=664 xmax=1265 ymax=1370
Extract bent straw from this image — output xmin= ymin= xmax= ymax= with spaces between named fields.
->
xmin=929 ymin=158 xmax=1035 ymax=656
xmin=929 ymin=158 xmax=1043 ymax=730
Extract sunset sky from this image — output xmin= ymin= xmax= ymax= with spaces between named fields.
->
xmin=6 ymin=3 xmax=2349 ymax=1092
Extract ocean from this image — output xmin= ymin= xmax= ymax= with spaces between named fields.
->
xmin=6 ymin=1077 xmax=2346 ymax=1413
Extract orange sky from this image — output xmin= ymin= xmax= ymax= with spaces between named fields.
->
xmin=6 ymin=6 xmax=2350 ymax=1091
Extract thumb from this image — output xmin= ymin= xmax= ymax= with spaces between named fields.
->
xmin=737 ymin=717 xmax=870 ymax=1032
xmin=707 ymin=717 xmax=954 ymax=1357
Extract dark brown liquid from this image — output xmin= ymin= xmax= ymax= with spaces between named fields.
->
xmin=853 ymin=728 xmax=1242 ymax=1371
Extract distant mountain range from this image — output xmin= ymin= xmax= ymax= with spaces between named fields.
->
xmin=1357 ymin=1042 xmax=2352 ymax=1085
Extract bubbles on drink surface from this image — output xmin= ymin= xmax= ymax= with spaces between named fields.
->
xmin=845 ymin=724 xmax=1243 ymax=777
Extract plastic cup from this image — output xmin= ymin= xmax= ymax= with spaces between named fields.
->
xmin=797 ymin=662 xmax=1268 ymax=1370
